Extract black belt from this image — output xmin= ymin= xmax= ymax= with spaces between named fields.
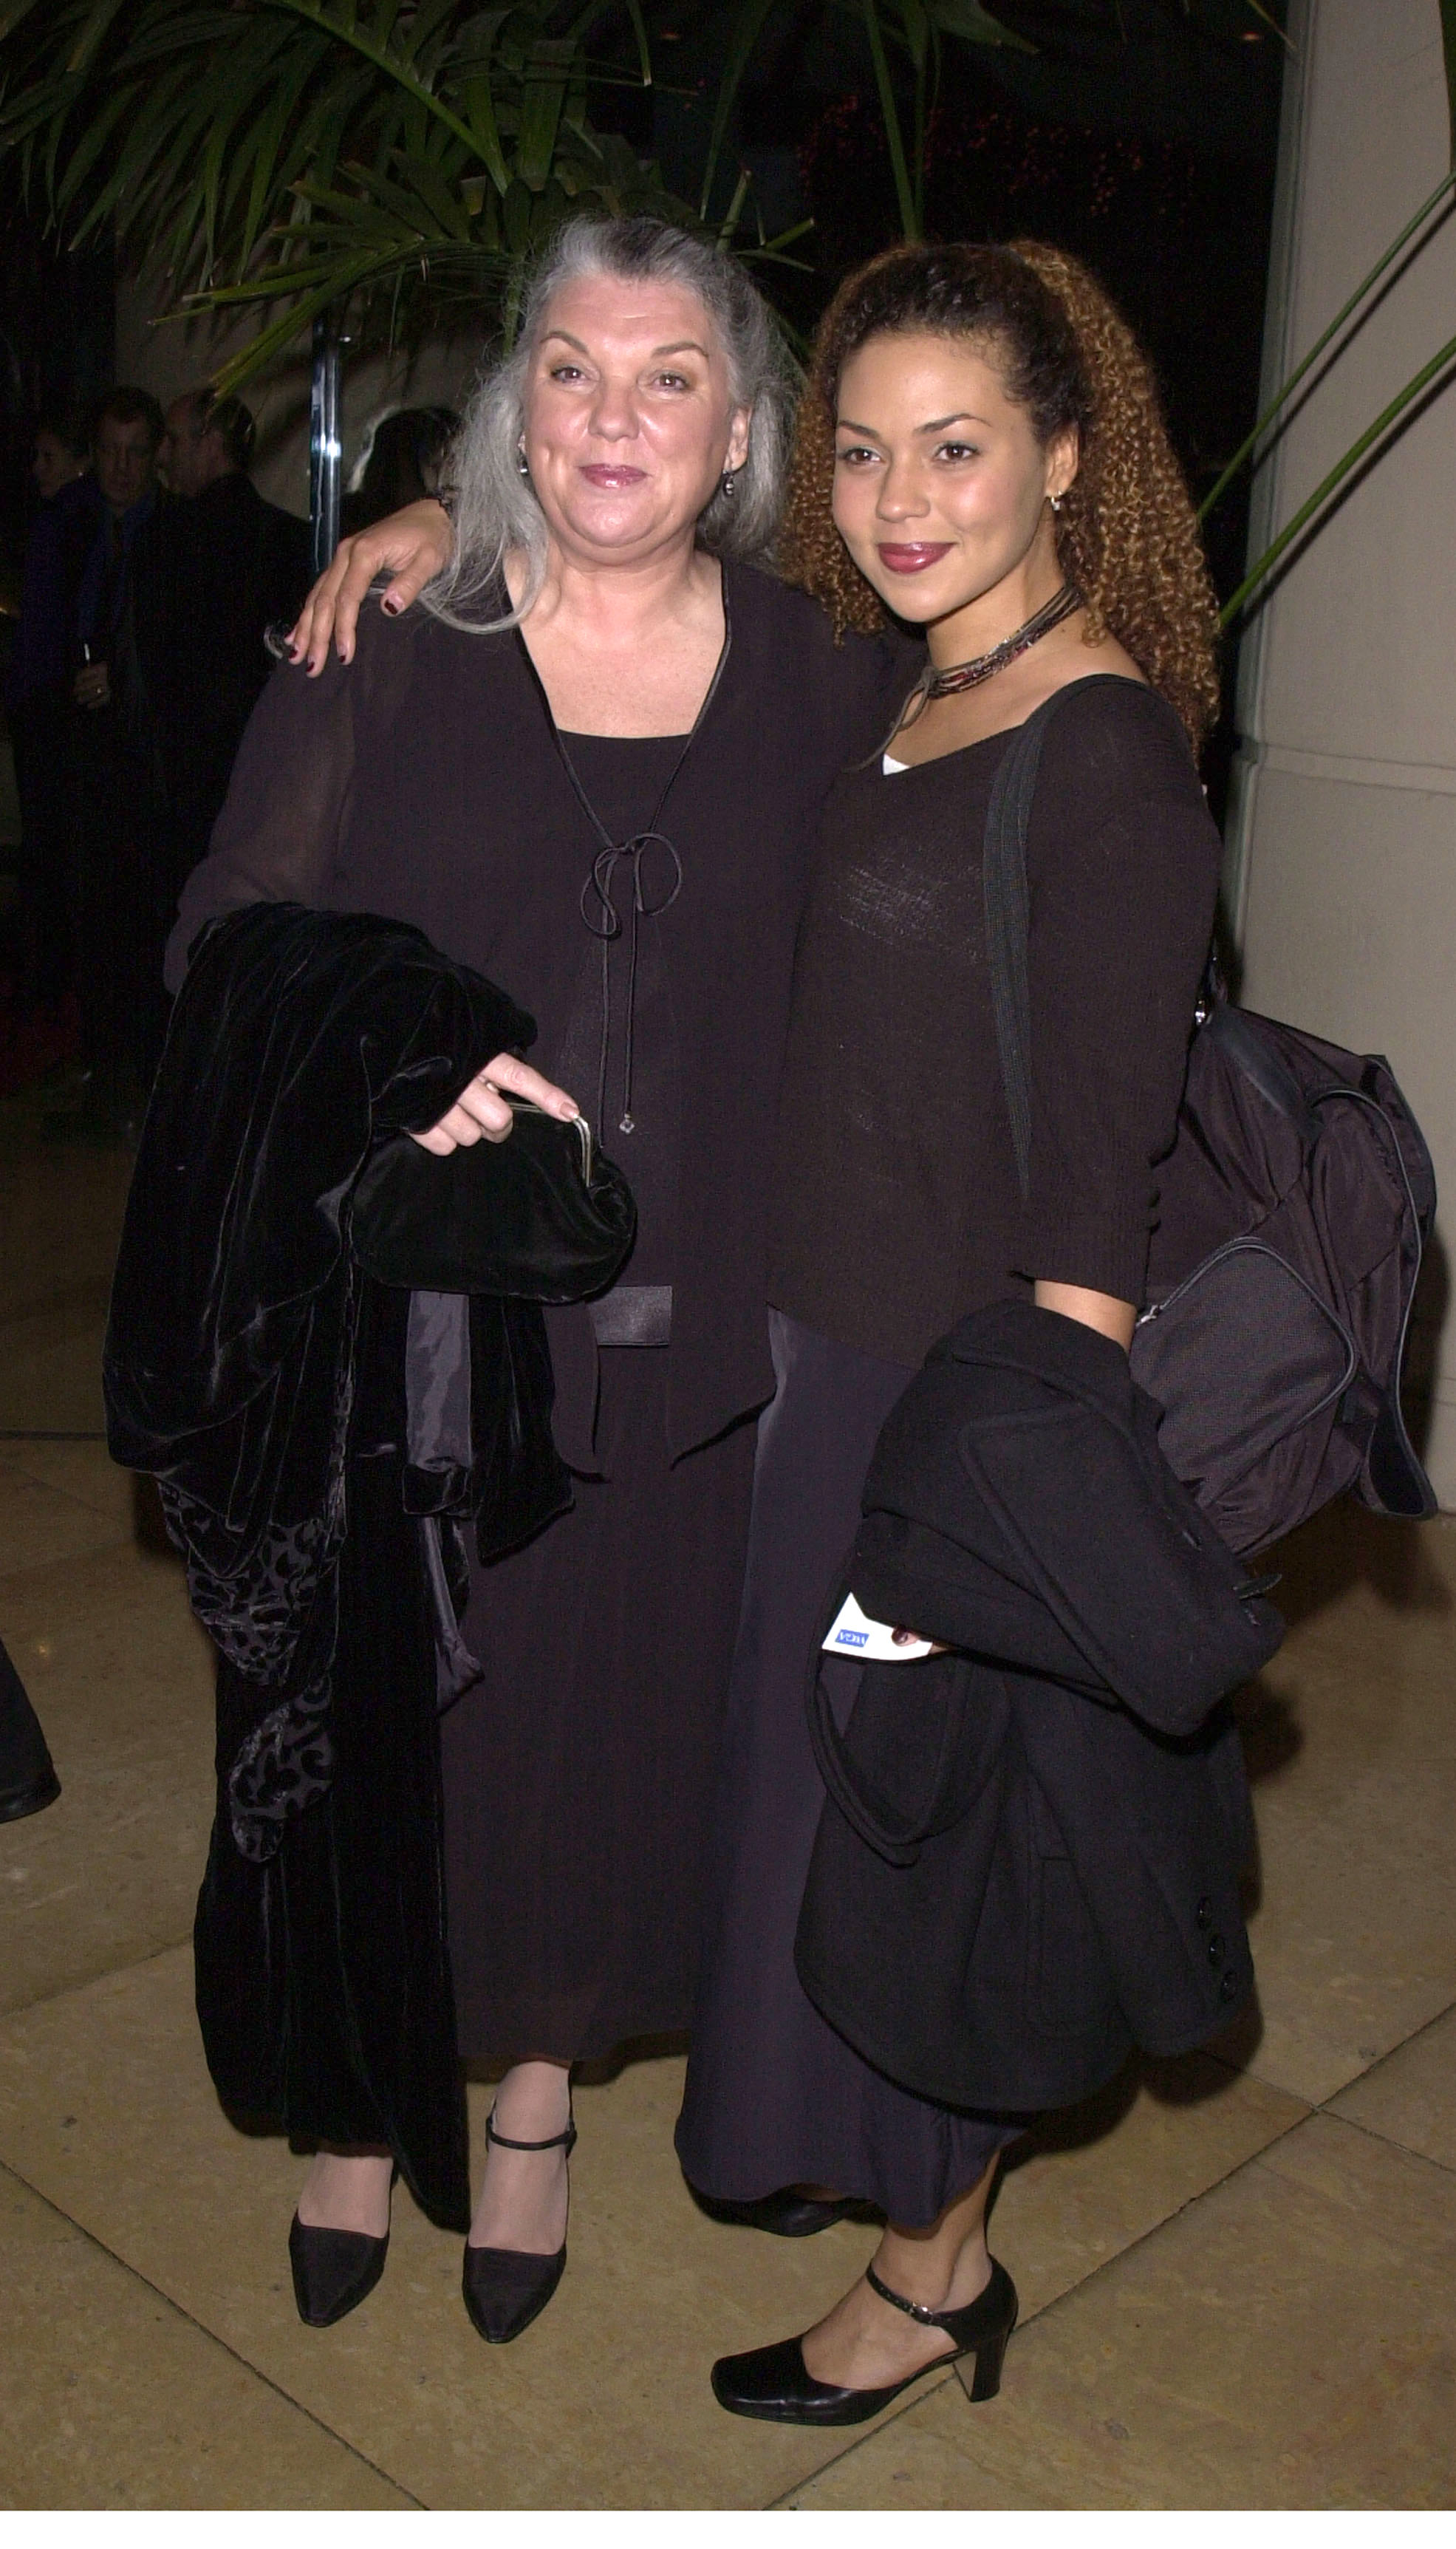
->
xmin=589 ymin=1283 xmax=672 ymax=1348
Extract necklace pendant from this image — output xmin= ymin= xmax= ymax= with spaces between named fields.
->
xmin=619 ymin=1113 xmax=635 ymax=1134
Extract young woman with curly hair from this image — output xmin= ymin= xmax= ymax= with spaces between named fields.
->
xmin=674 ymin=239 xmax=1228 ymax=2423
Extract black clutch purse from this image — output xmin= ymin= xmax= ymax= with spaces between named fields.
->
xmin=349 ymin=1101 xmax=636 ymax=1300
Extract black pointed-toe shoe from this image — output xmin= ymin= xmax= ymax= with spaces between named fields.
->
xmin=462 ymin=2106 xmax=578 ymax=2346
xmin=690 ymin=2185 xmax=881 ymax=2239
xmin=288 ymin=2215 xmax=391 ymax=2328
xmin=711 ymin=2256 xmax=1018 ymax=2426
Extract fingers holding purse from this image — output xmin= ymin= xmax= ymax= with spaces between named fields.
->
xmin=412 ymin=1054 xmax=580 ymax=1156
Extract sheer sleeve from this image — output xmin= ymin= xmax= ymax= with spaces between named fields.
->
xmin=165 ymin=642 xmax=358 ymax=991
xmin=1013 ymin=686 xmax=1220 ymax=1306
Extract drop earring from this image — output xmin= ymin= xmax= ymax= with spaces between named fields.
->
xmin=517 ymin=443 xmax=531 ymax=479
xmin=1049 ymin=492 xmax=1063 ymax=513
xmin=720 ymin=469 xmax=737 ymax=499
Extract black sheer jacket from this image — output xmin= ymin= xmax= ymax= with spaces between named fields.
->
xmin=168 ymin=564 xmax=912 ymax=1464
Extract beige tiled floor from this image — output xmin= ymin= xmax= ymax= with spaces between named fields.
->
xmin=0 ymin=1096 xmax=1452 ymax=2508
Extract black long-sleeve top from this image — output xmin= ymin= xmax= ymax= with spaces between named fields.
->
xmin=168 ymin=562 xmax=909 ymax=1463
xmin=768 ymin=680 xmax=1221 ymax=1365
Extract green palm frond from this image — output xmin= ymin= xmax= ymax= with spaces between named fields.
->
xmin=0 ymin=0 xmax=691 ymax=378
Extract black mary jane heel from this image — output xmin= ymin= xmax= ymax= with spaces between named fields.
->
xmin=462 ymin=2103 xmax=578 ymax=2346
xmin=289 ymin=2163 xmax=397 ymax=2328
xmin=711 ymin=2255 xmax=1018 ymax=2427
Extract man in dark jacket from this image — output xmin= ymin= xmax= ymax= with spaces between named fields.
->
xmin=150 ymin=389 xmax=312 ymax=882
xmin=5 ymin=407 xmax=95 ymax=1009
xmin=57 ymin=386 xmax=168 ymax=1140
xmin=53 ymin=388 xmax=311 ymax=1139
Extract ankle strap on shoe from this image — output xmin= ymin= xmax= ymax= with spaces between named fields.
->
xmin=864 ymin=2260 xmax=957 ymax=2328
xmin=485 ymin=2106 xmax=578 ymax=2155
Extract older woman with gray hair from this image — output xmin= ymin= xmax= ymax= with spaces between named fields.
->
xmin=172 ymin=214 xmax=907 ymax=2344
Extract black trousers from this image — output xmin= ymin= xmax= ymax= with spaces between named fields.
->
xmin=67 ymin=720 xmax=174 ymax=1109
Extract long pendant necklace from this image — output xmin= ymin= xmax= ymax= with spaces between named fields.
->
xmin=895 ymin=581 xmax=1081 ymax=735
xmin=516 ymin=590 xmax=733 ymax=1136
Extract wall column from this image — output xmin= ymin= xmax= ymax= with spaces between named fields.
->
xmin=1226 ymin=0 xmax=1456 ymax=1504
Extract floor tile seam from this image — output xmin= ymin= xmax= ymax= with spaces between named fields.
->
xmin=0 ymin=1446 xmax=125 ymax=1503
xmin=0 ymin=1304 xmax=112 ymax=1342
xmin=762 ymin=2366 xmax=965 ymax=2508
xmin=0 ymin=2152 xmax=428 ymax=2508
xmin=1305 ymin=2103 xmax=1456 ymax=2179
xmin=764 ymin=2098 xmax=1324 ymax=2509
xmin=1182 ymin=2047 xmax=1319 ymax=2107
xmin=1311 ymin=1990 xmax=1456 ymax=2100
xmin=0 ymin=1931 xmax=196 ymax=2028
xmin=0 ymin=1430 xmax=109 ymax=1444
xmin=0 ymin=1482 xmax=136 ymax=1560
xmin=1214 ymin=1986 xmax=1456 ymax=2120
xmin=0 ymin=1535 xmax=137 ymax=1585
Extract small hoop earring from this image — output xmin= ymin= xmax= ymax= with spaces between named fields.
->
xmin=720 ymin=469 xmax=737 ymax=499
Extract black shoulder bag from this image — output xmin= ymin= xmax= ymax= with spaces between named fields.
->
xmin=982 ymin=678 xmax=1436 ymax=1556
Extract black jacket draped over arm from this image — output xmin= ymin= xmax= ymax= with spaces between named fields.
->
xmin=105 ymin=902 xmax=566 ymax=2224
xmin=795 ymin=1301 xmax=1284 ymax=2115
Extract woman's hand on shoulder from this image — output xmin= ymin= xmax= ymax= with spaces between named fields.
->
xmin=288 ymin=499 xmax=455 ymax=674
xmin=411 ymin=1054 xmax=579 ymax=1156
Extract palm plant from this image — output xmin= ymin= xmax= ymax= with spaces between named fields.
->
xmin=0 ymin=0 xmax=1288 ymax=386
xmin=0 ymin=0 xmax=699 ymax=386
xmin=4 ymin=0 xmax=1447 ymax=643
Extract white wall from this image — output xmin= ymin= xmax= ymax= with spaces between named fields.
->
xmin=1228 ymin=0 xmax=1456 ymax=1503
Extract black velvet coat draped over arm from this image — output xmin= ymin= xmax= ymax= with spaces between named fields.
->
xmin=168 ymin=563 xmax=915 ymax=1465
xmin=107 ymin=901 xmax=566 ymax=2227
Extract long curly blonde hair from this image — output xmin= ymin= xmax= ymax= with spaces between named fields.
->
xmin=778 ymin=239 xmax=1221 ymax=747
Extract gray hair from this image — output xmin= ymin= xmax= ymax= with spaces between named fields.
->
xmin=423 ymin=217 xmax=793 ymax=634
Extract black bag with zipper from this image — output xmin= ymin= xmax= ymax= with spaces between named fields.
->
xmin=984 ymin=676 xmax=1438 ymax=1557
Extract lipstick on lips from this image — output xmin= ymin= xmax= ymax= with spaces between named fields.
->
xmin=580 ymin=463 xmax=647 ymax=488
xmin=876 ymin=542 xmax=954 ymax=575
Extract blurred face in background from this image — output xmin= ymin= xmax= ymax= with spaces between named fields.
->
xmin=94 ymin=415 xmax=158 ymax=516
xmin=33 ymin=429 xmax=86 ymax=504
xmin=161 ymin=397 xmax=226 ymax=499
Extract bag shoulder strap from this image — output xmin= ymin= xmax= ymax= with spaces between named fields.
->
xmin=982 ymin=673 xmax=1151 ymax=1201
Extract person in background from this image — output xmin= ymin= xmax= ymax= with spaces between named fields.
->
xmin=341 ymin=405 xmax=459 ymax=536
xmin=56 ymin=386 xmax=167 ymax=1141
xmin=5 ymin=406 xmax=95 ymax=1010
xmin=31 ymin=412 xmax=91 ymax=507
xmin=151 ymin=388 xmax=311 ymax=886
xmin=52 ymin=386 xmax=311 ymax=1140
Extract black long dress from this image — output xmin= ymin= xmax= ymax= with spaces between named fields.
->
xmin=168 ymin=562 xmax=906 ymax=2067
xmin=676 ymin=683 xmax=1223 ymax=2221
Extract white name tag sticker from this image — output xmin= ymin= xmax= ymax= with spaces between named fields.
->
xmin=822 ymin=1592 xmax=934 ymax=1664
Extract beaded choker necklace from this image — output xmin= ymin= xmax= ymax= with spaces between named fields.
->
xmin=900 ymin=581 xmax=1082 ymax=727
